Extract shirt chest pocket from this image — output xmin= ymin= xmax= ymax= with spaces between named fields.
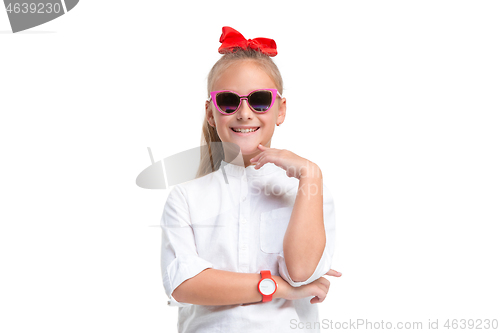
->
xmin=259 ymin=206 xmax=293 ymax=254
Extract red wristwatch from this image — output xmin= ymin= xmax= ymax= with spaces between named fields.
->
xmin=258 ymin=270 xmax=277 ymax=302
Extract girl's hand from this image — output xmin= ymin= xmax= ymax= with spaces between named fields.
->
xmin=249 ymin=144 xmax=321 ymax=180
xmin=275 ymin=269 xmax=342 ymax=304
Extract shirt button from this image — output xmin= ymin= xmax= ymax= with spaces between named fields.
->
xmin=242 ymin=196 xmax=247 ymax=201
xmin=241 ymin=244 xmax=247 ymax=250
xmin=241 ymin=218 xmax=246 ymax=224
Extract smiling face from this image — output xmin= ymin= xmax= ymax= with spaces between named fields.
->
xmin=206 ymin=60 xmax=286 ymax=166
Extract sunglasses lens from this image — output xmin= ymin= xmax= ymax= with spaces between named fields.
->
xmin=216 ymin=92 xmax=240 ymax=113
xmin=249 ymin=90 xmax=273 ymax=112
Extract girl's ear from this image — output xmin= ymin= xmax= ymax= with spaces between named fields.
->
xmin=205 ymin=100 xmax=216 ymax=128
xmin=277 ymin=97 xmax=286 ymax=125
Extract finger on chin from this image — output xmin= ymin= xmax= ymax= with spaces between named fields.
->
xmin=259 ymin=144 xmax=272 ymax=151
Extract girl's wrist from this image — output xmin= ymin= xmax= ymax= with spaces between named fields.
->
xmin=272 ymin=275 xmax=287 ymax=299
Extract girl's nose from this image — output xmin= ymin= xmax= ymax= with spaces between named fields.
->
xmin=236 ymin=99 xmax=254 ymax=119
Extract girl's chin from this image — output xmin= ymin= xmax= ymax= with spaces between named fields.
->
xmin=222 ymin=139 xmax=264 ymax=155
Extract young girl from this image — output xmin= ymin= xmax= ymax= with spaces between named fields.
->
xmin=161 ymin=26 xmax=341 ymax=332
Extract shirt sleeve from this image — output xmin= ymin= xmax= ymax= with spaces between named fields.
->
xmin=160 ymin=185 xmax=214 ymax=307
xmin=277 ymin=183 xmax=336 ymax=287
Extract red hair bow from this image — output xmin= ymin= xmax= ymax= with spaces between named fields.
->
xmin=218 ymin=26 xmax=277 ymax=57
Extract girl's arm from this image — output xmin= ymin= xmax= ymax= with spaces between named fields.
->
xmin=250 ymin=145 xmax=335 ymax=285
xmin=283 ymin=163 xmax=326 ymax=282
xmin=172 ymin=267 xmax=340 ymax=306
xmin=172 ymin=268 xmax=269 ymax=305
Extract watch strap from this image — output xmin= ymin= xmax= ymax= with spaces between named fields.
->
xmin=261 ymin=270 xmax=271 ymax=279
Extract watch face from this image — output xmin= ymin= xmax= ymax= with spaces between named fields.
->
xmin=259 ymin=278 xmax=276 ymax=296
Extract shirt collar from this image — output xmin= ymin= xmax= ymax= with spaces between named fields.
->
xmin=220 ymin=160 xmax=280 ymax=178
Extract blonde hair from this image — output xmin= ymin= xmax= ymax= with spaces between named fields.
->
xmin=196 ymin=48 xmax=284 ymax=179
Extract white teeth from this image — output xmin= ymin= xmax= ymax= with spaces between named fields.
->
xmin=233 ymin=128 xmax=258 ymax=133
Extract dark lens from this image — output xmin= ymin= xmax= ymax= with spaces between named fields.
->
xmin=249 ymin=90 xmax=272 ymax=111
xmin=216 ymin=92 xmax=240 ymax=113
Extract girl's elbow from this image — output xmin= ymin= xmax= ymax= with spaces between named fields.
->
xmin=171 ymin=287 xmax=185 ymax=303
xmin=289 ymin=270 xmax=312 ymax=283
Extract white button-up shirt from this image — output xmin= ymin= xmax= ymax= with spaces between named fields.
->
xmin=160 ymin=160 xmax=336 ymax=332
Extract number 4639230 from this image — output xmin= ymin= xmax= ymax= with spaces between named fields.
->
xmin=6 ymin=3 xmax=62 ymax=14
xmin=444 ymin=319 xmax=498 ymax=330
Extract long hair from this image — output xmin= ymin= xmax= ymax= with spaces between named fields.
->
xmin=196 ymin=48 xmax=284 ymax=179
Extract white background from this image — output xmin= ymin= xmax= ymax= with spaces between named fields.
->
xmin=1 ymin=1 xmax=499 ymax=332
